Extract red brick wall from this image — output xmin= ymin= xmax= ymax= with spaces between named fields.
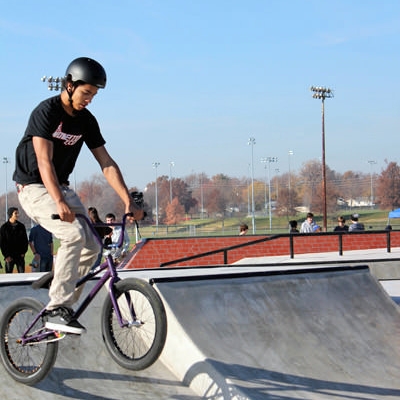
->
xmin=124 ymin=231 xmax=400 ymax=269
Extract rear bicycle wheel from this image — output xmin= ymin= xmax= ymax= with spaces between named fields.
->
xmin=101 ymin=278 xmax=167 ymax=370
xmin=0 ymin=297 xmax=58 ymax=385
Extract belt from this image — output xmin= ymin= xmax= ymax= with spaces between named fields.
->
xmin=16 ymin=183 xmax=25 ymax=193
xmin=16 ymin=183 xmax=70 ymax=194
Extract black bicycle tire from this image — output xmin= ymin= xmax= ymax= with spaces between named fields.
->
xmin=0 ymin=297 xmax=58 ymax=385
xmin=101 ymin=278 xmax=167 ymax=370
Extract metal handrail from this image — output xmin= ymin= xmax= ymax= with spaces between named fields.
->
xmin=159 ymin=230 xmax=393 ymax=268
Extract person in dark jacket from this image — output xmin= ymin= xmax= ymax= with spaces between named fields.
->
xmin=334 ymin=216 xmax=349 ymax=232
xmin=0 ymin=207 xmax=29 ymax=273
xmin=348 ymin=213 xmax=365 ymax=232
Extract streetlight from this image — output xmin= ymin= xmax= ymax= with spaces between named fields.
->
xmin=261 ymin=157 xmax=278 ymax=232
xmin=275 ymin=168 xmax=280 ymax=201
xmin=261 ymin=159 xmax=268 ymax=216
xmin=3 ymin=157 xmax=9 ymax=221
xmin=368 ymin=160 xmax=377 ymax=208
xmin=41 ymin=76 xmax=64 ymax=91
xmin=288 ymin=150 xmax=293 ymax=214
xmin=310 ymin=86 xmax=334 ymax=231
xmin=169 ymin=161 xmax=175 ymax=203
xmin=247 ymin=164 xmax=251 ymax=216
xmin=152 ymin=162 xmax=160 ymax=230
xmin=247 ymin=137 xmax=256 ymax=234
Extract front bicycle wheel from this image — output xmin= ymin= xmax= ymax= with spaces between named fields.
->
xmin=0 ymin=298 xmax=58 ymax=385
xmin=101 ymin=278 xmax=167 ymax=370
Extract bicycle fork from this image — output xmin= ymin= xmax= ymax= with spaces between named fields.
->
xmin=108 ymin=281 xmax=144 ymax=328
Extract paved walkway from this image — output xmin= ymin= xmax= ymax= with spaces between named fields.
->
xmin=234 ymin=246 xmax=400 ymax=265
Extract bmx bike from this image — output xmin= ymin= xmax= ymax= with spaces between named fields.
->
xmin=0 ymin=210 xmax=167 ymax=385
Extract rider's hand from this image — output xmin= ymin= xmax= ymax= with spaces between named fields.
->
xmin=56 ymin=201 xmax=75 ymax=223
xmin=127 ymin=202 xmax=144 ymax=221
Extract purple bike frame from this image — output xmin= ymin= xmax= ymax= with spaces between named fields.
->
xmin=20 ymin=213 xmax=136 ymax=345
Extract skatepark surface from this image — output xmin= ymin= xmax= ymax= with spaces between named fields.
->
xmin=1 ymin=263 xmax=400 ymax=399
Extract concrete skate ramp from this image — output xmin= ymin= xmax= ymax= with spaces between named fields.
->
xmin=0 ymin=279 xmax=199 ymax=400
xmin=155 ymin=265 xmax=400 ymax=399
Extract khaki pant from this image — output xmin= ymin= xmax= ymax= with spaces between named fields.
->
xmin=18 ymin=184 xmax=100 ymax=310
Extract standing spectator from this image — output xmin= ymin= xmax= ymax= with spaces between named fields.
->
xmin=239 ymin=223 xmax=249 ymax=235
xmin=0 ymin=207 xmax=29 ymax=273
xmin=334 ymin=216 xmax=349 ymax=232
xmin=289 ymin=220 xmax=299 ymax=233
xmin=300 ymin=212 xmax=315 ymax=233
xmin=348 ymin=214 xmax=365 ymax=232
xmin=29 ymin=224 xmax=54 ymax=272
xmin=103 ymin=213 xmax=130 ymax=264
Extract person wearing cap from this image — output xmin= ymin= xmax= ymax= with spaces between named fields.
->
xmin=12 ymin=57 xmax=144 ymax=335
xmin=313 ymin=224 xmax=321 ymax=232
xmin=0 ymin=207 xmax=29 ymax=273
xmin=348 ymin=213 xmax=365 ymax=232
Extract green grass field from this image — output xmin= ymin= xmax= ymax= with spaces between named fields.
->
xmin=137 ymin=209 xmax=394 ymax=237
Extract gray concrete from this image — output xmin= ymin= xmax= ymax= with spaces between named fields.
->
xmin=155 ymin=266 xmax=400 ymax=399
xmin=1 ymin=261 xmax=400 ymax=399
xmin=0 ymin=282 xmax=200 ymax=400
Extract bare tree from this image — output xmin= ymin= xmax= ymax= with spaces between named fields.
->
xmin=376 ymin=161 xmax=400 ymax=209
xmin=165 ymin=198 xmax=185 ymax=225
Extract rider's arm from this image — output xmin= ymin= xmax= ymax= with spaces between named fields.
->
xmin=91 ymin=145 xmax=144 ymax=220
xmin=32 ymin=137 xmax=74 ymax=222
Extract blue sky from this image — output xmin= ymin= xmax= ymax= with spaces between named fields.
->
xmin=1 ymin=0 xmax=399 ymax=191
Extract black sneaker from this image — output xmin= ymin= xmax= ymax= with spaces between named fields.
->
xmin=45 ymin=307 xmax=86 ymax=335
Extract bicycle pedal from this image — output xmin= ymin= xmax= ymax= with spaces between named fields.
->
xmin=27 ymin=331 xmax=67 ymax=345
xmin=54 ymin=331 xmax=67 ymax=339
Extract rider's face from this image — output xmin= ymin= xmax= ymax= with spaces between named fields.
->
xmin=70 ymin=84 xmax=98 ymax=110
xmin=74 ymin=83 xmax=98 ymax=110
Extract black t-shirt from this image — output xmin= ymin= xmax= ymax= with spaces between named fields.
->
xmin=13 ymin=95 xmax=105 ymax=185
xmin=334 ymin=225 xmax=349 ymax=232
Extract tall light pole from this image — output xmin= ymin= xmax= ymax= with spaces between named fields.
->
xmin=169 ymin=161 xmax=175 ymax=203
xmin=288 ymin=150 xmax=293 ymax=215
xmin=368 ymin=160 xmax=377 ymax=208
xmin=310 ymin=86 xmax=334 ymax=232
xmin=261 ymin=157 xmax=278 ymax=232
xmin=3 ymin=157 xmax=9 ymax=221
xmin=261 ymin=159 xmax=268 ymax=216
xmin=248 ymin=137 xmax=256 ymax=234
xmin=275 ymin=168 xmax=280 ymax=201
xmin=247 ymin=164 xmax=251 ymax=216
xmin=152 ymin=162 xmax=160 ymax=230
xmin=200 ymin=174 xmax=204 ymax=219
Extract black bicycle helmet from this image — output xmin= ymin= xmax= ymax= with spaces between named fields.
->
xmin=65 ymin=57 xmax=107 ymax=89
